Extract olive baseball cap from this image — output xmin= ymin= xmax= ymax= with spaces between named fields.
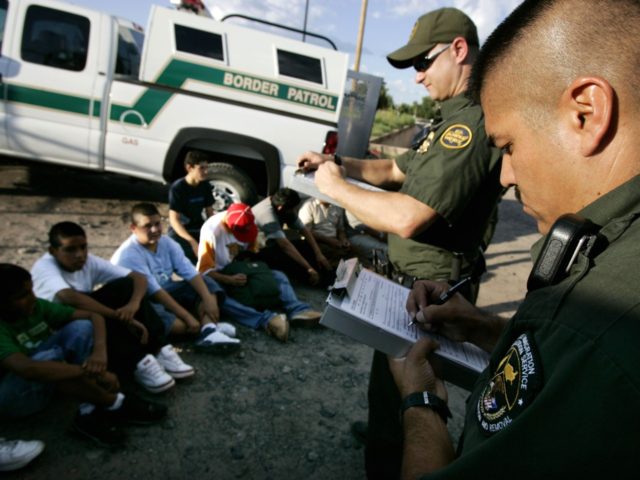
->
xmin=387 ymin=7 xmax=479 ymax=69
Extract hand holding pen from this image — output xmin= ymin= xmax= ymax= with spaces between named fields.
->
xmin=408 ymin=276 xmax=472 ymax=327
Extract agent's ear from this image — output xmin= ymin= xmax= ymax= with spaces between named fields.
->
xmin=450 ymin=36 xmax=469 ymax=64
xmin=561 ymin=76 xmax=613 ymax=156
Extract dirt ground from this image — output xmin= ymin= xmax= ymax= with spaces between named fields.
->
xmin=0 ymin=157 xmax=539 ymax=479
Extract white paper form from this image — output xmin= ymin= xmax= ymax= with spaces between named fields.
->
xmin=340 ymin=268 xmax=417 ymax=341
xmin=340 ymin=269 xmax=489 ymax=372
xmin=288 ymin=171 xmax=384 ymax=207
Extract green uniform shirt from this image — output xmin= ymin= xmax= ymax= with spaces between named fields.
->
xmin=0 ymin=299 xmax=75 ymax=363
xmin=424 ymin=175 xmax=640 ymax=478
xmin=389 ymin=94 xmax=502 ymax=279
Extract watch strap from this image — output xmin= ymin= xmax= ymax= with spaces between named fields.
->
xmin=401 ymin=391 xmax=452 ymax=423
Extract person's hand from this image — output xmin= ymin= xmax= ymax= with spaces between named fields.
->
xmin=407 ymin=280 xmax=478 ymax=344
xmin=314 ymin=161 xmax=346 ymax=196
xmin=183 ymin=314 xmax=201 ymax=334
xmin=388 ymin=337 xmax=447 ymax=401
xmin=296 ymin=151 xmax=330 ymax=171
xmin=226 ymin=273 xmax=248 ymax=286
xmin=95 ymin=370 xmax=120 ymax=393
xmin=199 ymin=294 xmax=220 ymax=323
xmin=128 ymin=319 xmax=149 ymax=345
xmin=83 ymin=349 xmax=107 ymax=375
xmin=115 ymin=300 xmax=139 ymax=323
xmin=307 ymin=267 xmax=320 ymax=285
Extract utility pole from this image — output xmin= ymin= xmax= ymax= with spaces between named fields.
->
xmin=302 ymin=0 xmax=309 ymax=42
xmin=353 ymin=0 xmax=368 ymax=71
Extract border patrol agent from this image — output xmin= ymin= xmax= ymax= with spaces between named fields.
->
xmin=393 ymin=0 xmax=640 ymax=477
xmin=297 ymin=8 xmax=503 ymax=479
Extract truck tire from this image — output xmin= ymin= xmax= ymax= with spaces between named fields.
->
xmin=207 ymin=162 xmax=259 ymax=210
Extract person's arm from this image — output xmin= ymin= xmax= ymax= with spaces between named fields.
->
xmin=150 ymin=288 xmax=200 ymax=333
xmin=301 ymin=226 xmax=331 ymax=270
xmin=297 ymin=151 xmax=405 ymax=187
xmin=113 ymin=271 xmax=147 ymax=322
xmin=274 ymin=237 xmax=320 ymax=284
xmin=206 ymin=269 xmax=247 ymax=287
xmin=314 ymin=161 xmax=438 ymax=238
xmin=407 ymin=280 xmax=508 ymax=352
xmin=1 ymin=352 xmax=89 ymax=382
xmin=169 ymin=209 xmax=199 ymax=256
xmin=72 ymin=309 xmax=108 ymax=375
xmin=388 ymin=338 xmax=456 ymax=478
xmin=188 ymin=274 xmax=220 ymax=323
xmin=55 ymin=288 xmax=119 ymax=321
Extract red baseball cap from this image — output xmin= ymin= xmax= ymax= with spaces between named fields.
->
xmin=225 ymin=203 xmax=258 ymax=243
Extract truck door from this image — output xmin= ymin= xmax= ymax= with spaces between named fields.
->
xmin=1 ymin=1 xmax=107 ymax=167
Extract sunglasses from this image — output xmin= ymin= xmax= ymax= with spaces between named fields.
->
xmin=413 ymin=44 xmax=451 ymax=72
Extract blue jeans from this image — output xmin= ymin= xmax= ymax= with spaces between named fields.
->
xmin=0 ymin=320 xmax=94 ymax=418
xmin=151 ymin=272 xmax=311 ymax=331
xmin=150 ymin=275 xmax=226 ymax=334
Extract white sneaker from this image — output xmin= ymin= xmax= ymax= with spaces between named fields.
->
xmin=134 ymin=354 xmax=176 ymax=393
xmin=157 ymin=344 xmax=195 ymax=379
xmin=0 ymin=438 xmax=45 ymax=472
xmin=216 ymin=322 xmax=237 ymax=338
xmin=194 ymin=325 xmax=241 ymax=353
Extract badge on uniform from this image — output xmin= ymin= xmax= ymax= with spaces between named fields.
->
xmin=440 ymin=124 xmax=472 ymax=149
xmin=476 ymin=332 xmax=543 ymax=435
xmin=417 ymin=131 xmax=436 ymax=154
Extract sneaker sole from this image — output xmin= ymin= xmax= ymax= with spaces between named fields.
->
xmin=137 ymin=377 xmax=176 ymax=394
xmin=193 ymin=342 xmax=241 ymax=354
xmin=165 ymin=368 xmax=195 ymax=379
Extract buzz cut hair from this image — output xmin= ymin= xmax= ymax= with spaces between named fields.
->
xmin=48 ymin=221 xmax=86 ymax=248
xmin=131 ymin=202 xmax=160 ymax=224
xmin=469 ymin=0 xmax=640 ymax=108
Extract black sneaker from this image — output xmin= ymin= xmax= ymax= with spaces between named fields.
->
xmin=72 ymin=411 xmax=127 ymax=448
xmin=105 ymin=394 xmax=168 ymax=425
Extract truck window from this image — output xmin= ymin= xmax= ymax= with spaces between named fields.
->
xmin=277 ymin=49 xmax=323 ymax=85
xmin=174 ymin=24 xmax=223 ymax=61
xmin=116 ymin=25 xmax=144 ymax=77
xmin=0 ymin=0 xmax=7 ymax=53
xmin=21 ymin=5 xmax=90 ymax=71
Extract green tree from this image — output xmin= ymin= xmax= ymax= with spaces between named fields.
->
xmin=377 ymin=81 xmax=393 ymax=110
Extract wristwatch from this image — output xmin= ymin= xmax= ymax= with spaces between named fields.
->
xmin=401 ymin=391 xmax=452 ymax=423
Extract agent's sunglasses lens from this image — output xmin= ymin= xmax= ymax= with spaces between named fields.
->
xmin=413 ymin=44 xmax=450 ymax=72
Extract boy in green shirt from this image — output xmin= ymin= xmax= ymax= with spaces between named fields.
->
xmin=0 ymin=264 xmax=166 ymax=447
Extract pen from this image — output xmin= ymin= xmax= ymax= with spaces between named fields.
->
xmin=408 ymin=276 xmax=472 ymax=327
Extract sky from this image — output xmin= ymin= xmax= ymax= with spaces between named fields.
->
xmin=69 ymin=0 xmax=522 ymax=106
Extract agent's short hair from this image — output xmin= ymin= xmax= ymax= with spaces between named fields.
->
xmin=184 ymin=150 xmax=210 ymax=168
xmin=271 ymin=188 xmax=301 ymax=210
xmin=48 ymin=221 xmax=86 ymax=248
xmin=130 ymin=202 xmax=160 ymax=224
xmin=0 ymin=263 xmax=31 ymax=304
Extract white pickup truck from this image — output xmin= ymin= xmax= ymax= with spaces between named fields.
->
xmin=0 ymin=0 xmax=349 ymax=206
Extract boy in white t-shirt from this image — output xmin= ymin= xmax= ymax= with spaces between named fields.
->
xmin=31 ymin=222 xmax=193 ymax=394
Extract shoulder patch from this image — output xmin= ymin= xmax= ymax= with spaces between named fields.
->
xmin=476 ymin=332 xmax=543 ymax=435
xmin=439 ymin=124 xmax=472 ymax=149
